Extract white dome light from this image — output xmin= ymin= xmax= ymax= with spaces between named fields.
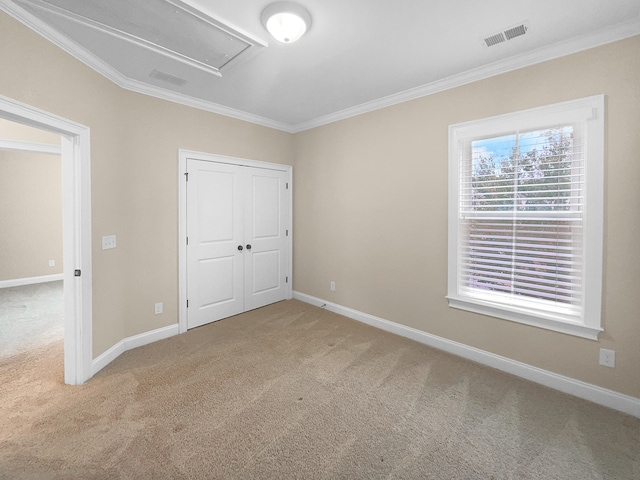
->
xmin=262 ymin=2 xmax=312 ymax=44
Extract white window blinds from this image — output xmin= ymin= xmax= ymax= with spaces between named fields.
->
xmin=458 ymin=126 xmax=584 ymax=318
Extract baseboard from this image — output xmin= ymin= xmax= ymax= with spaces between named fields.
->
xmin=91 ymin=323 xmax=179 ymax=377
xmin=293 ymin=291 xmax=640 ymax=419
xmin=0 ymin=273 xmax=63 ymax=289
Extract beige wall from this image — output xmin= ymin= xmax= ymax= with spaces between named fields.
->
xmin=0 ymin=149 xmax=63 ymax=280
xmin=0 ymin=12 xmax=294 ymax=357
xmin=293 ymin=35 xmax=640 ymax=398
xmin=0 ymin=118 xmax=60 ymax=143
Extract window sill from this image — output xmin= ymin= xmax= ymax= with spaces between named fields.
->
xmin=446 ymin=295 xmax=602 ymax=340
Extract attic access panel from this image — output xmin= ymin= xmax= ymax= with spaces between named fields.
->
xmin=15 ymin=0 xmax=266 ymax=76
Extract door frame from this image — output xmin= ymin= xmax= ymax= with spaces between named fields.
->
xmin=0 ymin=94 xmax=93 ymax=385
xmin=178 ymin=150 xmax=292 ymax=334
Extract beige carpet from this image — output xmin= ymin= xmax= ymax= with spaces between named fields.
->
xmin=1 ymin=300 xmax=638 ymax=479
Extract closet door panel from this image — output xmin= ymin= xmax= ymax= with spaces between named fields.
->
xmin=187 ymin=160 xmax=243 ymax=328
xmin=244 ymin=169 xmax=288 ymax=311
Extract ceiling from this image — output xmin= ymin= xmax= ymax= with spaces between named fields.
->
xmin=2 ymin=0 xmax=639 ymax=132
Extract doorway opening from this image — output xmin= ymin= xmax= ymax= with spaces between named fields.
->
xmin=0 ymin=94 xmax=92 ymax=384
xmin=0 ymin=121 xmax=64 ymax=359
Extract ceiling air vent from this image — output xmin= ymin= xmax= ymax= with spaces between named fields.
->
xmin=482 ymin=21 xmax=530 ymax=47
xmin=504 ymin=23 xmax=528 ymax=40
xmin=150 ymin=69 xmax=187 ymax=87
xmin=484 ymin=32 xmax=506 ymax=47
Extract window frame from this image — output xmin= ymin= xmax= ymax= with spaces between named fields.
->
xmin=447 ymin=95 xmax=604 ymax=340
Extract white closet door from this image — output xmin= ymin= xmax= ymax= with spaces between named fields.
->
xmin=244 ymin=168 xmax=288 ymax=311
xmin=187 ymin=160 xmax=244 ymax=329
xmin=186 ymin=158 xmax=289 ymax=329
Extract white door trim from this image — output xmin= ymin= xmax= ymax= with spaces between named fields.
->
xmin=0 ymin=94 xmax=93 ymax=385
xmin=178 ymin=149 xmax=292 ymax=334
xmin=0 ymin=138 xmax=62 ymax=155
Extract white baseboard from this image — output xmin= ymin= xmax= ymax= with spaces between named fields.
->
xmin=0 ymin=273 xmax=63 ymax=289
xmin=91 ymin=323 xmax=179 ymax=377
xmin=293 ymin=291 xmax=640 ymax=419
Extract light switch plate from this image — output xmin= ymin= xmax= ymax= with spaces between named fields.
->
xmin=102 ymin=235 xmax=116 ymax=250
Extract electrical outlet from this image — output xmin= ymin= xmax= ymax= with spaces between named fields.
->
xmin=330 ymin=281 xmax=335 ymax=291
xmin=599 ymin=348 xmax=615 ymax=368
xmin=48 ymin=260 xmax=55 ymax=267
xmin=102 ymin=235 xmax=117 ymax=250
xmin=154 ymin=302 xmax=163 ymax=315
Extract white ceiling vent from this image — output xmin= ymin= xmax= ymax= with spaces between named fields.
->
xmin=150 ymin=69 xmax=187 ymax=87
xmin=482 ymin=21 xmax=530 ymax=47
xmin=15 ymin=0 xmax=267 ymax=76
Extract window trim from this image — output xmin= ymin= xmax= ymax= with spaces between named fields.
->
xmin=447 ymin=95 xmax=604 ymax=340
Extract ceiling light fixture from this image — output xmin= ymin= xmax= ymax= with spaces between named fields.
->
xmin=261 ymin=2 xmax=311 ymax=44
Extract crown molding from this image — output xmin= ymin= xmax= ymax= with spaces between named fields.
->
xmin=2 ymin=1 xmax=638 ymax=135
xmin=0 ymin=1 xmax=128 ymax=86
xmin=120 ymin=77 xmax=296 ymax=132
xmin=291 ymin=18 xmax=640 ymax=133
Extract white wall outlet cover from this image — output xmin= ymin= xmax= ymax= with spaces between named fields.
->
xmin=154 ymin=302 xmax=163 ymax=315
xmin=102 ymin=235 xmax=117 ymax=250
xmin=48 ymin=260 xmax=55 ymax=267
xmin=599 ymin=348 xmax=615 ymax=368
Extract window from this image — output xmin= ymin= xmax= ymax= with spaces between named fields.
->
xmin=447 ymin=96 xmax=604 ymax=339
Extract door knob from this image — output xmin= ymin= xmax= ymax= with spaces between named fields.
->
xmin=237 ymin=245 xmax=243 ymax=251
xmin=246 ymin=244 xmax=252 ymax=250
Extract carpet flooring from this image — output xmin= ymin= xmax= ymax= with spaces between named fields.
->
xmin=0 ymin=299 xmax=638 ymax=479
xmin=0 ymin=281 xmax=63 ymax=359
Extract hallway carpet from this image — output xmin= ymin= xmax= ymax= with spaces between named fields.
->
xmin=0 ymin=299 xmax=638 ymax=478
xmin=0 ymin=280 xmax=63 ymax=359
